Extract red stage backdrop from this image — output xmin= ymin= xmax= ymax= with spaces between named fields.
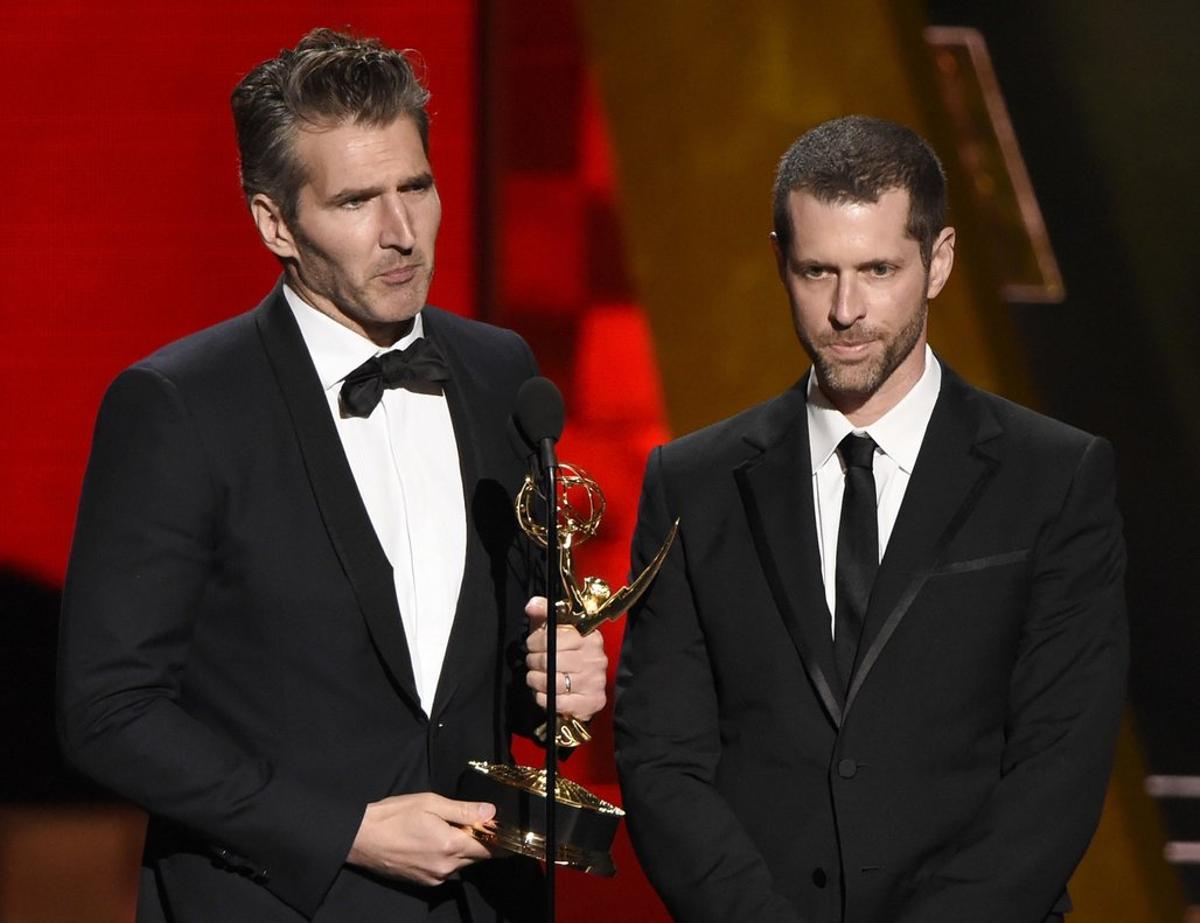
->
xmin=0 ymin=1 xmax=477 ymax=583
xmin=0 ymin=2 xmax=671 ymax=918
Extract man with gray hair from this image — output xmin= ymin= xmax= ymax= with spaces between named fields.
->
xmin=616 ymin=115 xmax=1126 ymax=922
xmin=58 ymin=28 xmax=605 ymax=922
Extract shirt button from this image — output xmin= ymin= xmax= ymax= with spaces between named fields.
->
xmin=837 ymin=758 xmax=857 ymax=778
xmin=812 ymin=867 xmax=827 ymax=888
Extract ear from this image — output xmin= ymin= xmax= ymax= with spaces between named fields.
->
xmin=250 ymin=193 xmax=299 ymax=261
xmin=769 ymin=231 xmax=787 ymax=283
xmin=925 ymin=226 xmax=956 ymax=299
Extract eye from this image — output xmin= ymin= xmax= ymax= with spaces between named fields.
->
xmin=401 ymin=177 xmax=434 ymax=195
xmin=339 ymin=198 xmax=366 ymax=210
xmin=801 ymin=265 xmax=829 ymax=280
xmin=868 ymin=263 xmax=895 ymax=278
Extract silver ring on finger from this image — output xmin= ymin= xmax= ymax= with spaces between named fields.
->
xmin=563 ymin=672 xmax=572 ymax=694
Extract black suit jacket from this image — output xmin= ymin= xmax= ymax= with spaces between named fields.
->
xmin=58 ymin=286 xmax=545 ymax=922
xmin=614 ymin=365 xmax=1127 ymax=923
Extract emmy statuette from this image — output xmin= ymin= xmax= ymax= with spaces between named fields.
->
xmin=460 ymin=463 xmax=678 ymax=876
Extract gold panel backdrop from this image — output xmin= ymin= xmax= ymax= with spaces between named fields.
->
xmin=578 ymin=1 xmax=1179 ymax=919
xmin=577 ymin=0 xmax=1028 ymax=436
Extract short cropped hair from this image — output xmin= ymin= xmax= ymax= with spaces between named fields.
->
xmin=231 ymin=27 xmax=431 ymax=222
xmin=772 ymin=115 xmax=947 ymax=267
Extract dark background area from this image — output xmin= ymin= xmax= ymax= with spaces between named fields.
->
xmin=928 ymin=0 xmax=1200 ymax=895
xmin=925 ymin=0 xmax=1200 ymax=770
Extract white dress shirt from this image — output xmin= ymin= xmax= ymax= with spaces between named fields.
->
xmin=807 ymin=345 xmax=942 ymax=637
xmin=286 ymin=285 xmax=465 ymax=716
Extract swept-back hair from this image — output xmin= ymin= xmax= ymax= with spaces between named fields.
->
xmin=231 ymin=27 xmax=430 ymax=221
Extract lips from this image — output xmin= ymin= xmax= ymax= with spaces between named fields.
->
xmin=378 ymin=264 xmax=420 ymax=284
xmin=824 ymin=339 xmax=878 ymax=355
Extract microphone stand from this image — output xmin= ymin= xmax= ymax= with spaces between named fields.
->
xmin=540 ymin=442 xmax=559 ymax=923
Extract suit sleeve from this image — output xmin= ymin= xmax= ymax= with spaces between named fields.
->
xmin=894 ymin=436 xmax=1128 ymax=922
xmin=614 ymin=447 xmax=807 ymax=922
xmin=57 ymin=367 xmax=361 ymax=919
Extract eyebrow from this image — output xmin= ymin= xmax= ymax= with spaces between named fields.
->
xmin=326 ymin=171 xmax=435 ymax=206
xmin=793 ymin=256 xmax=907 ymax=270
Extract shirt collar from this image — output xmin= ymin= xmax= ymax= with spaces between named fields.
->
xmin=806 ymin=344 xmax=942 ymax=474
xmin=284 ymin=283 xmax=424 ymax=392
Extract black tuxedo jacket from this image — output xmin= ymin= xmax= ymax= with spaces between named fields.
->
xmin=58 ymin=286 xmax=545 ymax=922
xmin=614 ymin=365 xmax=1127 ymax=923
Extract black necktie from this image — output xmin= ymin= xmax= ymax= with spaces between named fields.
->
xmin=339 ymin=337 xmax=451 ymax=418
xmin=834 ymin=433 xmax=878 ymax=693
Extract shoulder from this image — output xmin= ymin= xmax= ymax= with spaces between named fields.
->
xmin=656 ymin=381 xmax=808 ymax=476
xmin=952 ymin=372 xmax=1103 ymax=457
xmin=102 ymin=297 xmax=273 ymax=419
xmin=422 ymin=306 xmax=538 ymax=395
xmin=423 ymin=306 xmax=532 ymax=358
xmin=128 ymin=302 xmax=262 ymax=382
xmin=939 ymin=369 xmax=1117 ymax=502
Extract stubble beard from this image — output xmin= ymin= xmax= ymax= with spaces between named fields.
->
xmin=806 ymin=297 xmax=928 ymax=400
xmin=289 ymin=223 xmax=432 ymax=336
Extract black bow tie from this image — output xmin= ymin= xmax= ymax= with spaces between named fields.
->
xmin=339 ymin=337 xmax=451 ymax=418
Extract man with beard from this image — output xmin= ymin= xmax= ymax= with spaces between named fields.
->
xmin=57 ymin=28 xmax=606 ymax=922
xmin=614 ymin=116 xmax=1126 ymax=922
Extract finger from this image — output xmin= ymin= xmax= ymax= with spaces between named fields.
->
xmin=549 ymin=625 xmax=585 ymax=651
xmin=526 ymin=624 xmax=584 ymax=654
xmin=453 ymin=829 xmax=495 ymax=861
xmin=527 ymin=671 xmax=566 ymax=697
xmin=525 ymin=667 xmax=571 ymax=694
xmin=532 ymin=688 xmax=606 ymax=718
xmin=526 ymin=650 xmax=549 ymax=673
xmin=525 ymin=596 xmax=548 ymax=629
xmin=526 ymin=668 xmax=547 ymax=693
xmin=426 ymin=795 xmax=496 ymax=827
xmin=548 ymin=646 xmax=607 ymax=674
xmin=582 ymin=630 xmax=606 ymax=652
xmin=526 ymin=669 xmax=590 ymax=696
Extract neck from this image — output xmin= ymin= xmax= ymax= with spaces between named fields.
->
xmin=284 ymin=270 xmax=414 ymax=347
xmin=821 ymin=344 xmax=927 ymax=427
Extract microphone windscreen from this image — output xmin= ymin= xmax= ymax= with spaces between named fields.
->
xmin=513 ymin=376 xmax=565 ymax=448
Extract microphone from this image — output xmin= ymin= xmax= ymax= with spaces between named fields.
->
xmin=513 ymin=376 xmax=564 ymax=473
xmin=512 ymin=376 xmax=566 ymax=911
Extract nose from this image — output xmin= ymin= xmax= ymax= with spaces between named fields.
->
xmin=379 ymin=194 xmax=416 ymax=254
xmin=830 ymin=275 xmax=865 ymax=329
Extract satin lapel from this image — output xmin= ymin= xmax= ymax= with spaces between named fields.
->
xmin=425 ymin=309 xmax=498 ymax=718
xmin=735 ymin=382 xmax=843 ymax=728
xmin=844 ymin=367 xmax=1002 ymax=714
xmin=255 ymin=287 xmax=421 ymax=708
